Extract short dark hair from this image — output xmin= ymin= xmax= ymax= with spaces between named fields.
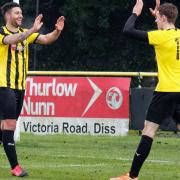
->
xmin=158 ymin=3 xmax=178 ymax=24
xmin=1 ymin=2 xmax=20 ymax=16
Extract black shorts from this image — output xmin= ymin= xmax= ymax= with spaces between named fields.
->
xmin=146 ymin=91 xmax=180 ymax=125
xmin=0 ymin=87 xmax=25 ymax=120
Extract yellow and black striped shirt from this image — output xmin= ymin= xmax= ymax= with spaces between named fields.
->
xmin=0 ymin=26 xmax=39 ymax=90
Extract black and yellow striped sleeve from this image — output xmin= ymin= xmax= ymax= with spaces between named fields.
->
xmin=0 ymin=27 xmax=7 ymax=44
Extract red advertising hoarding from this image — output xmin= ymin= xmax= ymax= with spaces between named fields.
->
xmin=19 ymin=76 xmax=131 ymax=136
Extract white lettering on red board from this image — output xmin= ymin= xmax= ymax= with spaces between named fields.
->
xmin=21 ymin=97 xmax=55 ymax=116
xmin=26 ymin=78 xmax=78 ymax=96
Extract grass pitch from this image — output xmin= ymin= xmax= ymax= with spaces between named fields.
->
xmin=0 ymin=132 xmax=180 ymax=180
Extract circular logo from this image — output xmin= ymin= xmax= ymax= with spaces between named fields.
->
xmin=106 ymin=87 xmax=123 ymax=110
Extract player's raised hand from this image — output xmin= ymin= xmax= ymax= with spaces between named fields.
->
xmin=55 ymin=16 xmax=65 ymax=32
xmin=133 ymin=0 xmax=144 ymax=16
xmin=32 ymin=14 xmax=43 ymax=33
xmin=149 ymin=0 xmax=160 ymax=17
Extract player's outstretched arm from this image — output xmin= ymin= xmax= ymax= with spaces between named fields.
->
xmin=149 ymin=0 xmax=160 ymax=18
xmin=35 ymin=16 xmax=65 ymax=45
xmin=3 ymin=14 xmax=43 ymax=45
xmin=123 ymin=0 xmax=148 ymax=41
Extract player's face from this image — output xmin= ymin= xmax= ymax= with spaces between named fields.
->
xmin=155 ymin=12 xmax=164 ymax=30
xmin=7 ymin=7 xmax=23 ymax=27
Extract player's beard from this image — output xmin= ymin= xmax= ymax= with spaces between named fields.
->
xmin=11 ymin=19 xmax=22 ymax=28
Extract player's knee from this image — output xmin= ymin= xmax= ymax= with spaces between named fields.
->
xmin=142 ymin=126 xmax=156 ymax=138
xmin=1 ymin=120 xmax=16 ymax=131
xmin=142 ymin=120 xmax=159 ymax=138
xmin=142 ymin=129 xmax=156 ymax=138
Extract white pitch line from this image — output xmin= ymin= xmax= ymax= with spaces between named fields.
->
xmin=49 ymin=154 xmax=179 ymax=165
xmin=0 ymin=164 xmax=108 ymax=169
xmin=0 ymin=153 xmax=179 ymax=165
